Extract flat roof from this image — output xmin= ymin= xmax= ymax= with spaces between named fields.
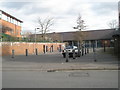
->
xmin=33 ymin=29 xmax=116 ymax=41
xmin=0 ymin=10 xmax=23 ymax=23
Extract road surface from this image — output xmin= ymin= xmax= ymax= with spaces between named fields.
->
xmin=2 ymin=70 xmax=118 ymax=88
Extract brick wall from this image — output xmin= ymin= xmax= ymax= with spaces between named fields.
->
xmin=1 ymin=42 xmax=65 ymax=56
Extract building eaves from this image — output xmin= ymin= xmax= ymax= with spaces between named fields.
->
xmin=0 ymin=10 xmax=23 ymax=23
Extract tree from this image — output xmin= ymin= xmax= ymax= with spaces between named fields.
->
xmin=74 ymin=31 xmax=86 ymax=44
xmin=73 ymin=14 xmax=87 ymax=57
xmin=21 ymin=31 xmax=32 ymax=42
xmin=37 ymin=17 xmax=54 ymax=41
xmin=73 ymin=14 xmax=87 ymax=44
xmin=108 ymin=20 xmax=118 ymax=29
xmin=50 ymin=32 xmax=61 ymax=42
xmin=73 ymin=14 xmax=86 ymax=30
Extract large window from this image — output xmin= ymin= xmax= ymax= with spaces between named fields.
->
xmin=7 ymin=16 xmax=10 ymax=22
xmin=18 ymin=21 xmax=21 ymax=26
xmin=2 ymin=14 xmax=7 ymax=21
xmin=14 ymin=19 xmax=17 ymax=25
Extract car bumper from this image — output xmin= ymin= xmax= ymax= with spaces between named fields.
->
xmin=62 ymin=52 xmax=78 ymax=56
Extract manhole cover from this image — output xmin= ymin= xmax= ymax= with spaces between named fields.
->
xmin=69 ymin=72 xmax=89 ymax=77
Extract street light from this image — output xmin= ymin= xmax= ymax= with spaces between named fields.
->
xmin=35 ymin=28 xmax=40 ymax=43
xmin=34 ymin=28 xmax=40 ymax=54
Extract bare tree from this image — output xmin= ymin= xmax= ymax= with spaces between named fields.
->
xmin=74 ymin=31 xmax=87 ymax=44
xmin=22 ymin=32 xmax=32 ymax=38
xmin=73 ymin=14 xmax=87 ymax=44
xmin=21 ymin=31 xmax=32 ymax=42
xmin=108 ymin=20 xmax=118 ymax=29
xmin=51 ymin=32 xmax=61 ymax=42
xmin=37 ymin=17 xmax=54 ymax=41
xmin=73 ymin=14 xmax=87 ymax=57
xmin=73 ymin=14 xmax=86 ymax=30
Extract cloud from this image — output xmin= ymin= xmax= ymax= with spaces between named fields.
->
xmin=1 ymin=2 xmax=31 ymax=9
xmin=90 ymin=2 xmax=117 ymax=16
xmin=0 ymin=0 xmax=118 ymax=33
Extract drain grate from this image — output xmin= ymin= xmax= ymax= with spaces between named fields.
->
xmin=69 ymin=72 xmax=89 ymax=77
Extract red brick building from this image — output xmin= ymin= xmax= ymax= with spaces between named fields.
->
xmin=0 ymin=10 xmax=23 ymax=38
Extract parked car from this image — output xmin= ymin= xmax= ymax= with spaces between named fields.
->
xmin=62 ymin=46 xmax=81 ymax=58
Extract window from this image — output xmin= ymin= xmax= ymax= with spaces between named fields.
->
xmin=15 ymin=20 xmax=17 ymax=25
xmin=2 ymin=14 xmax=7 ymax=21
xmin=14 ymin=20 xmax=17 ymax=25
xmin=7 ymin=16 xmax=10 ymax=22
xmin=18 ymin=21 xmax=20 ymax=26
xmin=13 ymin=19 xmax=16 ymax=24
xmin=10 ymin=18 xmax=12 ymax=23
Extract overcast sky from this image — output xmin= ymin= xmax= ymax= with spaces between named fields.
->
xmin=0 ymin=0 xmax=119 ymax=33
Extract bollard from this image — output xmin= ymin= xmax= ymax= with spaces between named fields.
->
xmin=26 ymin=49 xmax=28 ymax=56
xmin=94 ymin=49 xmax=97 ymax=62
xmin=43 ymin=45 xmax=46 ymax=54
xmin=73 ymin=49 xmax=76 ymax=59
xmin=77 ymin=50 xmax=81 ymax=57
xmin=66 ymin=50 xmax=69 ymax=62
xmin=85 ymin=47 xmax=87 ymax=54
xmin=50 ymin=47 xmax=52 ymax=53
xmin=12 ymin=49 xmax=14 ymax=58
xmin=104 ymin=43 xmax=106 ymax=52
xmin=87 ymin=48 xmax=89 ymax=53
xmin=82 ymin=48 xmax=84 ymax=56
xmin=36 ymin=48 xmax=38 ymax=55
xmin=78 ymin=47 xmax=81 ymax=57
xmin=44 ymin=49 xmax=46 ymax=54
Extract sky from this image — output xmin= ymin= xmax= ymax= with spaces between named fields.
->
xmin=0 ymin=0 xmax=119 ymax=34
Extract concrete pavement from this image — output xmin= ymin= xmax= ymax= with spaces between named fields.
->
xmin=2 ymin=48 xmax=119 ymax=71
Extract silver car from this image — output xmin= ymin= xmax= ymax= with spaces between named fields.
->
xmin=62 ymin=46 xmax=81 ymax=58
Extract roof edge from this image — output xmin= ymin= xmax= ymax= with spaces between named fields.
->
xmin=0 ymin=10 xmax=23 ymax=23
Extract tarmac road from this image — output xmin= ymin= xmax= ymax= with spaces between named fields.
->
xmin=2 ymin=70 xmax=118 ymax=88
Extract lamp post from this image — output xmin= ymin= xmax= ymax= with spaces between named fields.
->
xmin=34 ymin=28 xmax=40 ymax=54
xmin=35 ymin=28 xmax=40 ymax=43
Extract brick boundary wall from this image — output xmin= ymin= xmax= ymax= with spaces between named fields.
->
xmin=1 ymin=42 xmax=65 ymax=56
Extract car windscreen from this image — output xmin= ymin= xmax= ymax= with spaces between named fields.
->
xmin=65 ymin=46 xmax=73 ymax=49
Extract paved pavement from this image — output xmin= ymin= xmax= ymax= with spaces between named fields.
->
xmin=2 ymin=48 xmax=119 ymax=71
